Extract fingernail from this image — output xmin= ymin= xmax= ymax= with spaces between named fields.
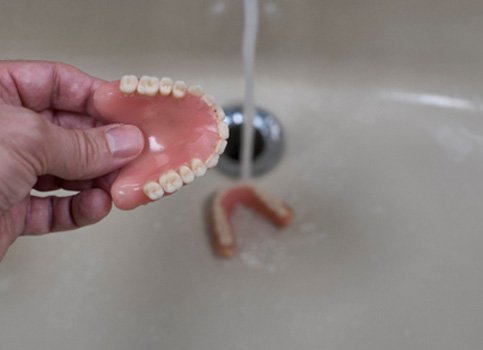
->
xmin=105 ymin=125 xmax=144 ymax=158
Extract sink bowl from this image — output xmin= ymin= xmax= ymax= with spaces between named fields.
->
xmin=1 ymin=0 xmax=483 ymax=349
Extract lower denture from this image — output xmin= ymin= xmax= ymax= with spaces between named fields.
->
xmin=94 ymin=75 xmax=228 ymax=210
xmin=211 ymin=184 xmax=294 ymax=258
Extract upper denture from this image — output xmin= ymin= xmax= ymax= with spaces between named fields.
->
xmin=93 ymin=75 xmax=229 ymax=210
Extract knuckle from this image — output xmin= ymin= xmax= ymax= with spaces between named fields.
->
xmin=0 ymin=108 xmax=49 ymax=174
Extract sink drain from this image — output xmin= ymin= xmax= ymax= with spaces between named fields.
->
xmin=218 ymin=105 xmax=284 ymax=177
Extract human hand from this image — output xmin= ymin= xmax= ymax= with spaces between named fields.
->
xmin=0 ymin=61 xmax=144 ymax=261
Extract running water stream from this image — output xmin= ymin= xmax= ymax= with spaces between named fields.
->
xmin=207 ymin=0 xmax=293 ymax=259
xmin=240 ymin=0 xmax=259 ymax=179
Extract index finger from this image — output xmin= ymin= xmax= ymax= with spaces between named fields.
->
xmin=0 ymin=60 xmax=105 ymax=116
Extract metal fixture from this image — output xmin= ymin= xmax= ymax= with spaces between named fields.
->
xmin=217 ymin=105 xmax=285 ymax=177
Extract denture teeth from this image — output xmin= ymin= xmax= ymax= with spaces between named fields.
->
xmin=159 ymin=77 xmax=173 ymax=96
xmin=275 ymin=205 xmax=290 ymax=217
xmin=143 ymin=181 xmax=165 ymax=200
xmin=217 ymin=224 xmax=234 ymax=245
xmin=188 ymin=85 xmax=204 ymax=97
xmin=213 ymin=205 xmax=234 ymax=245
xmin=179 ymin=165 xmax=195 ymax=184
xmin=215 ymin=106 xmax=226 ymax=120
xmin=215 ymin=139 xmax=228 ymax=155
xmin=254 ymin=188 xmax=290 ymax=217
xmin=218 ymin=120 xmax=230 ymax=139
xmin=202 ymin=94 xmax=215 ymax=107
xmin=205 ymin=154 xmax=220 ymax=168
xmin=172 ymin=80 xmax=187 ymax=98
xmin=159 ymin=170 xmax=183 ymax=193
xmin=137 ymin=76 xmax=160 ymax=96
xmin=190 ymin=158 xmax=207 ymax=177
xmin=119 ymin=75 xmax=138 ymax=94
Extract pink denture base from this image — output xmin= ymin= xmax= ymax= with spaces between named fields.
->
xmin=94 ymin=80 xmax=220 ymax=210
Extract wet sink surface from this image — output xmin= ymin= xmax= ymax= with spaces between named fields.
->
xmin=1 ymin=1 xmax=483 ymax=349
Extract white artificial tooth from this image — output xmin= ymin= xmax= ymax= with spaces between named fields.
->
xmin=275 ymin=205 xmax=290 ymax=218
xmin=119 ymin=75 xmax=138 ymax=94
xmin=213 ymin=203 xmax=234 ymax=245
xmin=218 ymin=120 xmax=229 ymax=139
xmin=188 ymin=85 xmax=203 ymax=96
xmin=172 ymin=80 xmax=187 ymax=98
xmin=205 ymin=154 xmax=220 ymax=168
xmin=215 ymin=106 xmax=226 ymax=120
xmin=179 ymin=165 xmax=195 ymax=184
xmin=253 ymin=187 xmax=290 ymax=218
xmin=143 ymin=181 xmax=164 ymax=200
xmin=159 ymin=77 xmax=173 ymax=96
xmin=217 ymin=224 xmax=234 ymax=245
xmin=137 ymin=76 xmax=159 ymax=96
xmin=190 ymin=158 xmax=207 ymax=177
xmin=202 ymin=94 xmax=215 ymax=107
xmin=159 ymin=170 xmax=183 ymax=193
xmin=215 ymin=139 xmax=228 ymax=155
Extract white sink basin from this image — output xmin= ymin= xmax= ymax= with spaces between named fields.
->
xmin=1 ymin=1 xmax=483 ymax=349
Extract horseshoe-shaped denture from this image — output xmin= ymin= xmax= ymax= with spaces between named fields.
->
xmin=94 ymin=75 xmax=229 ymax=210
xmin=211 ymin=184 xmax=294 ymax=258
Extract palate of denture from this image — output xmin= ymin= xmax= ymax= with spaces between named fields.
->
xmin=210 ymin=184 xmax=294 ymax=258
xmin=93 ymin=74 xmax=229 ymax=210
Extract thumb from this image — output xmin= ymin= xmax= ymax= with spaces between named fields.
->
xmin=42 ymin=123 xmax=144 ymax=180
